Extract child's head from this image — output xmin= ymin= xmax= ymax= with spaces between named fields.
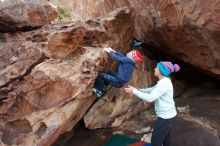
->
xmin=126 ymin=50 xmax=143 ymax=63
xmin=155 ymin=61 xmax=180 ymax=77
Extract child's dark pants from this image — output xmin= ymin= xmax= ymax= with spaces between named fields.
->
xmin=94 ymin=70 xmax=124 ymax=92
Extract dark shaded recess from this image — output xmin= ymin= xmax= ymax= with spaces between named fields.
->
xmin=141 ymin=42 xmax=220 ymax=85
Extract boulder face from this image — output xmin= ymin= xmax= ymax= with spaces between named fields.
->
xmin=0 ymin=1 xmax=219 ymax=145
xmin=49 ymin=0 xmax=220 ymax=78
xmin=0 ymin=0 xmax=58 ymax=32
xmin=134 ymin=0 xmax=220 ymax=78
xmin=0 ymin=7 xmax=139 ymax=146
xmin=83 ymin=56 xmax=156 ymax=129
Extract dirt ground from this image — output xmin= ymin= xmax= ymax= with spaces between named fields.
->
xmin=53 ymin=98 xmax=220 ymax=146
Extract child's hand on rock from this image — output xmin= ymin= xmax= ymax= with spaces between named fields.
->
xmin=103 ymin=47 xmax=115 ymax=53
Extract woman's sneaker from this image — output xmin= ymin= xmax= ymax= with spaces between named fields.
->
xmin=92 ymin=88 xmax=103 ymax=98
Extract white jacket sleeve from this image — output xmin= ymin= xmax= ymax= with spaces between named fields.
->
xmin=133 ymin=83 xmax=168 ymax=102
xmin=138 ymin=86 xmax=156 ymax=93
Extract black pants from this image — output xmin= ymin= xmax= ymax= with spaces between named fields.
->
xmin=151 ymin=116 xmax=176 ymax=146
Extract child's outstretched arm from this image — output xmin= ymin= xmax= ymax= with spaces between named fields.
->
xmin=103 ymin=47 xmax=116 ymax=53
xmin=103 ymin=47 xmax=128 ymax=62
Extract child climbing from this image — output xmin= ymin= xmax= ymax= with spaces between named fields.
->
xmin=92 ymin=47 xmax=143 ymax=98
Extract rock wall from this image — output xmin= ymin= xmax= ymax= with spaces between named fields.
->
xmin=0 ymin=0 xmax=158 ymax=133
xmin=0 ymin=6 xmax=149 ymax=145
xmin=0 ymin=0 xmax=57 ymax=32
xmin=49 ymin=0 xmax=220 ymax=79
xmin=0 ymin=21 xmax=102 ymax=146
xmin=1 ymin=0 xmax=219 ymax=145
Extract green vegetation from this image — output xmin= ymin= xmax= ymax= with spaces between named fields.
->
xmin=57 ymin=7 xmax=71 ymax=21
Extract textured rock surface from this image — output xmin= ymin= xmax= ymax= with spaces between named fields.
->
xmin=0 ymin=0 xmax=58 ymax=32
xmin=0 ymin=0 xmax=219 ymax=145
xmin=0 ymin=8 xmax=141 ymax=146
xmin=0 ymin=32 xmax=46 ymax=88
xmin=83 ymin=8 xmax=156 ymax=129
xmin=0 ymin=48 xmax=101 ymax=146
xmin=49 ymin=0 xmax=220 ymax=78
xmin=83 ymin=56 xmax=156 ymax=129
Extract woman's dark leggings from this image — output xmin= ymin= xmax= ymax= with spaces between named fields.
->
xmin=151 ymin=116 xmax=176 ymax=146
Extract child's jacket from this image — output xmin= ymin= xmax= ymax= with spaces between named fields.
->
xmin=108 ymin=51 xmax=135 ymax=84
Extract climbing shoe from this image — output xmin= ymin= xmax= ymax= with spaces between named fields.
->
xmin=92 ymin=88 xmax=103 ymax=98
xmin=130 ymin=37 xmax=144 ymax=49
xmin=132 ymin=40 xmax=143 ymax=47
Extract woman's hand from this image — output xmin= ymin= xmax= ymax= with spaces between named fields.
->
xmin=124 ymin=85 xmax=136 ymax=94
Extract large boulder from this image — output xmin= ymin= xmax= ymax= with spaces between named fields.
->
xmin=0 ymin=0 xmax=58 ymax=32
xmin=49 ymin=0 xmax=220 ymax=78
xmin=0 ymin=21 xmax=102 ymax=145
xmin=134 ymin=0 xmax=220 ymax=79
xmin=0 ymin=7 xmax=142 ymax=146
xmin=83 ymin=56 xmax=156 ymax=129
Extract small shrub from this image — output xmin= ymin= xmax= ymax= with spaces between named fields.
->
xmin=57 ymin=7 xmax=71 ymax=21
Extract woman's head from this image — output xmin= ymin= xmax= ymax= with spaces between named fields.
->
xmin=155 ymin=61 xmax=180 ymax=77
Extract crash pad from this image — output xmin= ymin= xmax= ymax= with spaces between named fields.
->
xmin=128 ymin=141 xmax=148 ymax=146
xmin=104 ymin=134 xmax=138 ymax=146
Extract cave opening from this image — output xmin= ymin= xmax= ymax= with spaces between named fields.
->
xmin=141 ymin=42 xmax=219 ymax=89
